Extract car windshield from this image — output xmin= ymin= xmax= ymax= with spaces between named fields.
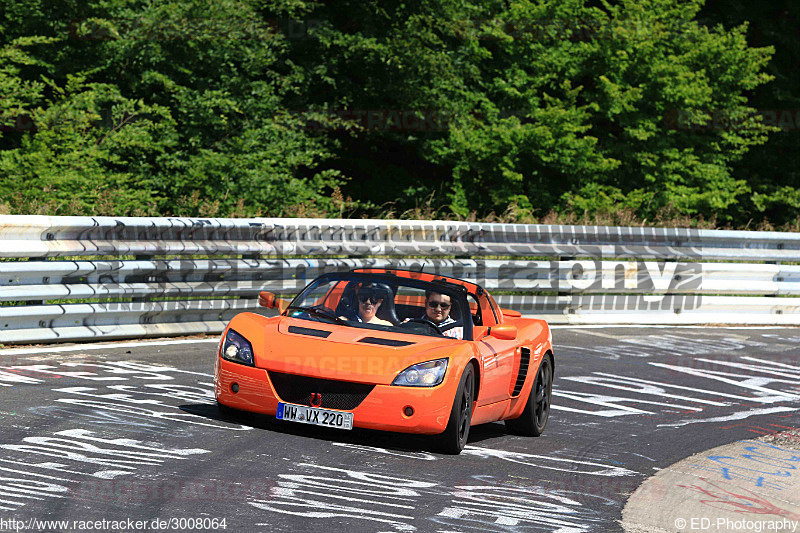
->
xmin=285 ymin=272 xmax=471 ymax=340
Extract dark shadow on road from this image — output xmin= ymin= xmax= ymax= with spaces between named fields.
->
xmin=179 ymin=403 xmax=515 ymax=454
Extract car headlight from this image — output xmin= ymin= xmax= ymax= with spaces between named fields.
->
xmin=392 ymin=358 xmax=448 ymax=387
xmin=221 ymin=329 xmax=255 ymax=366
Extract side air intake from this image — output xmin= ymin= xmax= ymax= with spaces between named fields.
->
xmin=512 ymin=347 xmax=531 ymax=397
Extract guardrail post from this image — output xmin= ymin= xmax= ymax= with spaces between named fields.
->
xmin=131 ymin=255 xmax=152 ymax=303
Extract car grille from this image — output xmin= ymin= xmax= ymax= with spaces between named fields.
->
xmin=268 ymin=371 xmax=375 ymax=411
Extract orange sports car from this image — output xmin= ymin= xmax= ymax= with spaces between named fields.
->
xmin=214 ymin=268 xmax=554 ymax=454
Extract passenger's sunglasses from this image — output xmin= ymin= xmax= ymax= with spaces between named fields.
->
xmin=427 ymin=300 xmax=451 ymax=310
xmin=357 ymin=289 xmax=381 ymax=304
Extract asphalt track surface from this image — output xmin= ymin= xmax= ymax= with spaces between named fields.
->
xmin=1 ymin=326 xmax=799 ymax=533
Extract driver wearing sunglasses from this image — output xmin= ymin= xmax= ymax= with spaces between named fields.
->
xmin=422 ymin=291 xmax=463 ymax=339
xmin=341 ymin=284 xmax=393 ymax=326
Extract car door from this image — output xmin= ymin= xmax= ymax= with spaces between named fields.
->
xmin=472 ymin=294 xmax=516 ymax=406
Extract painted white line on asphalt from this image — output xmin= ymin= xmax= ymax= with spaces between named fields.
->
xmin=656 ymin=406 xmax=800 ymax=428
xmin=1 ymin=324 xmax=796 ymax=356
xmin=548 ymin=324 xmax=799 ymax=330
xmin=0 ymin=338 xmax=219 ymax=356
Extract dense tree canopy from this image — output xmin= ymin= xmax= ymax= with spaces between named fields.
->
xmin=0 ymin=0 xmax=791 ymax=228
xmin=698 ymin=0 xmax=800 ymax=228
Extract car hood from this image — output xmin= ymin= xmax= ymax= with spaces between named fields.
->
xmin=235 ymin=314 xmax=468 ymax=385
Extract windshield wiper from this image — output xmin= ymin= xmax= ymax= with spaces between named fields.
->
xmin=287 ymin=305 xmax=348 ymax=325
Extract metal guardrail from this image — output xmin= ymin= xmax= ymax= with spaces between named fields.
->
xmin=1 ymin=215 xmax=799 ymax=344
xmin=5 ymin=215 xmax=800 ymax=259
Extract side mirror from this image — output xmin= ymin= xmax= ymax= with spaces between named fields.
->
xmin=488 ymin=324 xmax=517 ymax=340
xmin=258 ymin=291 xmax=289 ymax=313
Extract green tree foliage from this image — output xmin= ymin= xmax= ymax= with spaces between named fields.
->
xmin=0 ymin=0 xmax=782 ymax=226
xmin=699 ymin=0 xmax=800 ymax=228
xmin=0 ymin=0 xmax=348 ymax=216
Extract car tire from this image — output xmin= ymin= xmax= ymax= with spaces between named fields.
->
xmin=505 ymin=354 xmax=553 ymax=437
xmin=436 ymin=363 xmax=475 ymax=455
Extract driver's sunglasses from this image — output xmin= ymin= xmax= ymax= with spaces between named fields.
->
xmin=427 ymin=300 xmax=451 ymax=310
xmin=358 ymin=290 xmax=381 ymax=304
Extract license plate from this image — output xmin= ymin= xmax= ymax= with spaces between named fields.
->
xmin=276 ymin=402 xmax=353 ymax=430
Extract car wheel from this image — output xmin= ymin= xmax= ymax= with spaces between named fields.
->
xmin=505 ymin=354 xmax=553 ymax=437
xmin=436 ymin=363 xmax=475 ymax=454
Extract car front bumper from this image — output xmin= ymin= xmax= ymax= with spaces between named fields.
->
xmin=214 ymin=356 xmax=458 ymax=434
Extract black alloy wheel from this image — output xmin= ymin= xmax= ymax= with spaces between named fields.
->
xmin=437 ymin=364 xmax=475 ymax=454
xmin=505 ymin=355 xmax=553 ymax=437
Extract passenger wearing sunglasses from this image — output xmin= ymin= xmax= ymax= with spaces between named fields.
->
xmin=341 ymin=284 xmax=393 ymax=326
xmin=422 ymin=291 xmax=463 ymax=339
